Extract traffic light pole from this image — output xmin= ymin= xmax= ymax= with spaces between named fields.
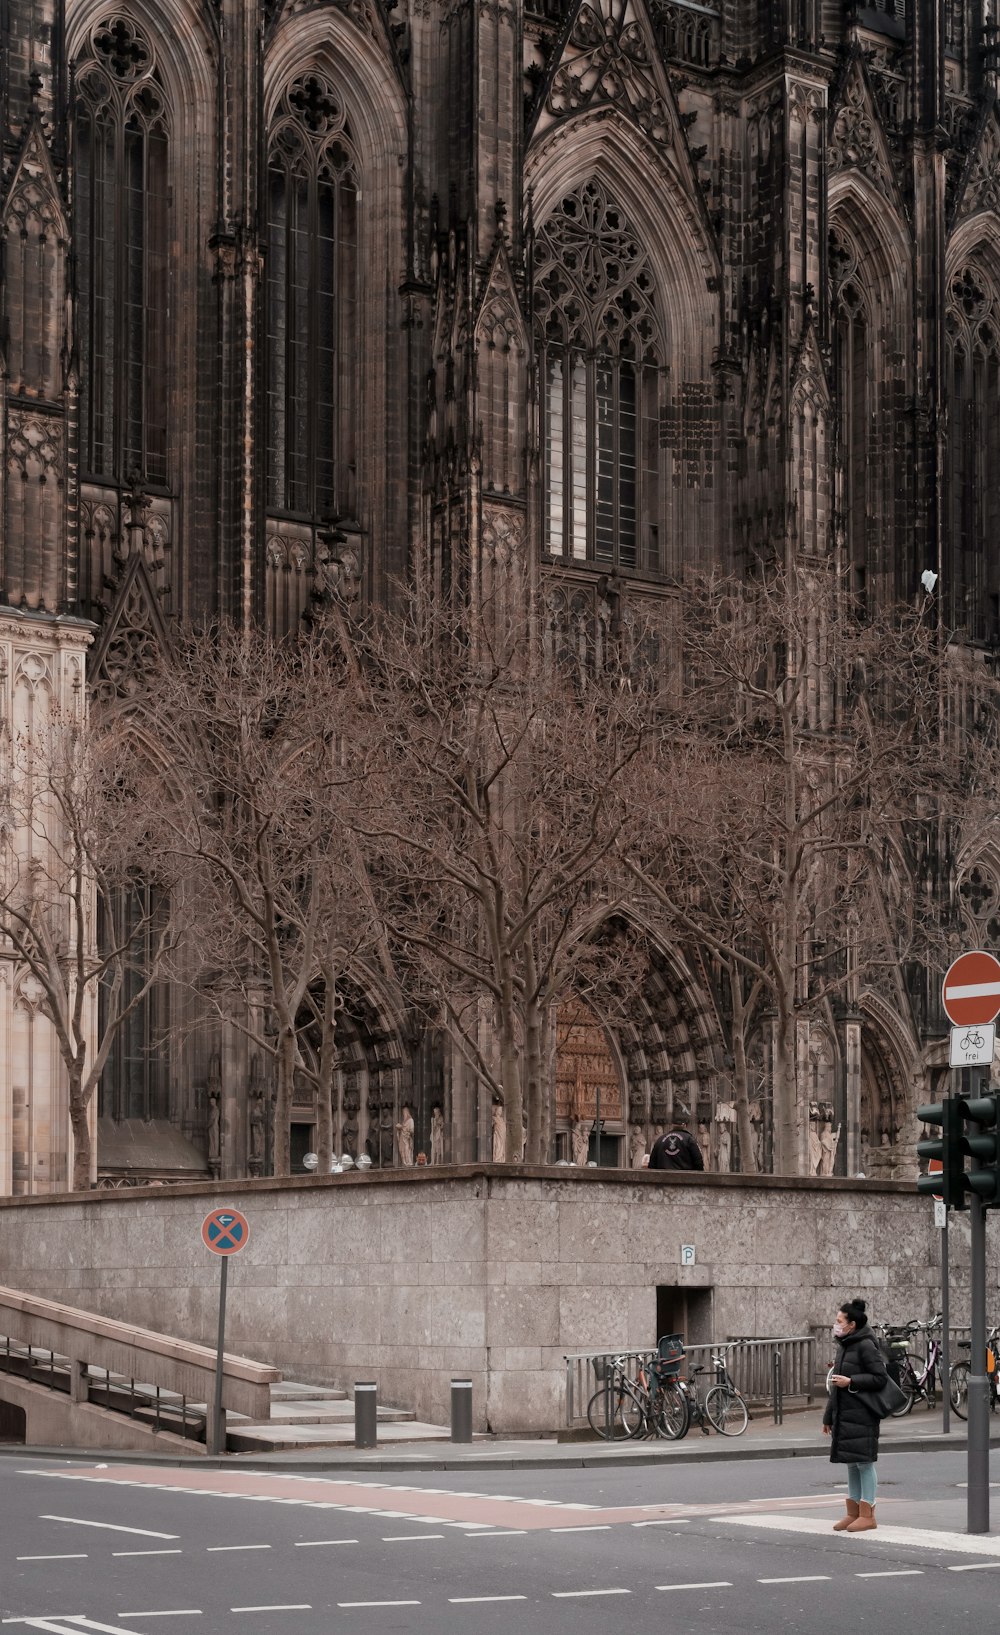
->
xmin=940 ymin=1207 xmax=950 ymax=1435
xmin=968 ymin=1192 xmax=990 ymax=1533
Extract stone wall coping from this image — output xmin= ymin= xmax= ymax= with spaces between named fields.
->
xmin=0 ymin=1162 xmax=916 ymax=1209
xmin=0 ymin=1284 xmax=280 ymax=1385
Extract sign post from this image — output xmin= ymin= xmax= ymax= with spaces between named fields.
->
xmin=202 ymin=1207 xmax=250 ymax=1456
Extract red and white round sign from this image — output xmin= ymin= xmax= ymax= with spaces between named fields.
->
xmin=942 ymin=950 xmax=1000 ymax=1027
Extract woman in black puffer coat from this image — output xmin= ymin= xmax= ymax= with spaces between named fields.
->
xmin=822 ymin=1297 xmax=889 ymax=1534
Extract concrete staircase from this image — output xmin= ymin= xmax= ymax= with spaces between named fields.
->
xmin=227 ymin=1380 xmax=450 ymax=1451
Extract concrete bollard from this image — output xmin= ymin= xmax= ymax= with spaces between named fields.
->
xmin=451 ymin=1377 xmax=473 ymax=1443
xmin=354 ymin=1381 xmax=378 ymax=1449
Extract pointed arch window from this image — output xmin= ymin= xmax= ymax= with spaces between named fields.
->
xmin=830 ymin=231 xmax=869 ymax=597
xmin=946 ymin=264 xmax=1000 ymax=641
xmin=534 ymin=182 xmax=664 ymax=573
xmin=75 ymin=16 xmax=170 ymax=485
xmin=266 ymin=72 xmax=359 ymax=522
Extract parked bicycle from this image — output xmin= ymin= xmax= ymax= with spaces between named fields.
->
xmin=949 ymin=1326 xmax=1000 ymax=1421
xmin=672 ymin=1347 xmax=750 ymax=1439
xmin=880 ymin=1315 xmax=945 ymax=1415
xmin=586 ymin=1353 xmax=650 ymax=1440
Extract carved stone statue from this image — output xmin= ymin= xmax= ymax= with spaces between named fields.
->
xmin=748 ymin=1099 xmax=765 ymax=1170
xmin=491 ymin=1100 xmax=506 ymax=1163
xmin=808 ymin=1120 xmax=823 ymax=1176
xmin=249 ymin=1087 xmax=266 ymax=1169
xmin=715 ymin=1102 xmax=736 ymax=1174
xmin=571 ymin=1118 xmax=589 ymax=1167
xmin=207 ymin=1087 xmax=221 ymax=1172
xmin=629 ymin=1124 xmax=647 ymax=1169
xmin=395 ymin=1104 xmax=415 ymax=1167
xmin=430 ymin=1105 xmax=445 ymax=1166
xmin=819 ymin=1120 xmax=842 ymax=1177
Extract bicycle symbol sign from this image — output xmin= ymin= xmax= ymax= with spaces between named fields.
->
xmin=201 ymin=1207 xmax=250 ymax=1256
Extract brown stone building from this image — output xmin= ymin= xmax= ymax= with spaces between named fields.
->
xmin=1 ymin=0 xmax=997 ymax=1190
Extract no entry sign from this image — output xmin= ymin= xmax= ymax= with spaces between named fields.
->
xmin=942 ymin=951 xmax=1000 ymax=1028
xmin=202 ymin=1207 xmax=250 ymax=1256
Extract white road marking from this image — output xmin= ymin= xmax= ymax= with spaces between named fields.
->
xmin=16 ymin=1556 xmax=89 ymax=1562
xmin=758 ymin=1576 xmax=832 ymax=1585
xmin=448 ymin=1597 xmax=528 ymax=1605
xmin=656 ymin=1582 xmax=733 ymax=1592
xmin=293 ymin=1539 xmax=359 ymax=1547
xmin=855 ymin=1571 xmax=924 ymax=1579
xmin=381 ymin=1534 xmax=444 ymax=1542
xmin=40 ymin=1518 xmax=178 ymax=1540
xmin=551 ymin=1589 xmax=630 ymax=1599
xmin=337 ymin=1602 xmax=421 ymax=1610
xmin=465 ymin=1530 xmax=527 ymax=1538
xmin=716 ymin=1512 xmax=1000 ymax=1557
xmin=550 ymin=1525 xmax=611 ymax=1534
xmin=632 ymin=1520 xmax=690 ymax=1528
xmin=948 ymin=1562 xmax=1000 ymax=1572
xmin=111 ymin=1553 xmax=183 ymax=1560
xmin=119 ymin=1616 xmax=203 ymax=1621
xmin=206 ymin=1545 xmax=271 ymax=1553
xmin=229 ymin=1608 xmax=311 ymax=1615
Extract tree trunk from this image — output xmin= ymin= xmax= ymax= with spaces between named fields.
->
xmin=771 ymin=1002 xmax=798 ymax=1175
xmin=729 ymin=965 xmax=757 ymax=1176
xmin=273 ymin=1023 xmax=296 ymax=1176
xmin=499 ymin=982 xmax=523 ymax=1161
xmin=69 ymin=1081 xmax=92 ymax=1191
xmin=315 ymin=972 xmax=338 ymax=1173
xmin=523 ymin=992 xmax=544 ymax=1165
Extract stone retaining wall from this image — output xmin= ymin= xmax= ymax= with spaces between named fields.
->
xmin=0 ymin=1167 xmax=994 ymax=1433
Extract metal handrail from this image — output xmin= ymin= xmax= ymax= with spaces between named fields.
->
xmin=564 ymin=1334 xmax=816 ymax=1429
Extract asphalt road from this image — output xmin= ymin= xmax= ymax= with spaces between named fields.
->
xmin=1 ymin=1449 xmax=998 ymax=1634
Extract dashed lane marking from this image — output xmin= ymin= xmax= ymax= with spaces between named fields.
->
xmin=758 ymin=1576 xmax=832 ymax=1585
xmin=381 ymin=1534 xmax=444 ymax=1542
xmin=655 ymin=1582 xmax=732 ymax=1592
xmin=229 ymin=1608 xmax=311 ymax=1615
xmin=448 ymin=1597 xmax=527 ymax=1605
xmin=551 ymin=1589 xmax=630 ymax=1598
xmin=855 ymin=1572 xmax=924 ymax=1579
xmin=293 ymin=1539 xmax=359 ymax=1547
xmin=205 ymin=1546 xmax=270 ymax=1553
xmin=948 ymin=1562 xmax=1000 ymax=1572
xmin=110 ymin=1553 xmax=182 ymax=1560
xmin=16 ymin=1556 xmax=88 ymax=1563
xmin=119 ymin=1618 xmax=203 ymax=1623
xmin=337 ymin=1602 xmax=421 ymax=1610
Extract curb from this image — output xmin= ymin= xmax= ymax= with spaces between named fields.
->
xmin=3 ymin=1430 xmax=995 ymax=1474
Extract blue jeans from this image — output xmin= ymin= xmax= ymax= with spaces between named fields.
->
xmin=847 ymin=1463 xmax=877 ymax=1506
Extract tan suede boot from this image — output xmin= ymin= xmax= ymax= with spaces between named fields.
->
xmin=832 ymin=1500 xmax=860 ymax=1532
xmin=845 ymin=1501 xmax=877 ymax=1532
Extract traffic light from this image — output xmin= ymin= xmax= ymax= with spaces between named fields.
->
xmin=917 ymin=1098 xmax=965 ymax=1209
xmin=917 ymin=1093 xmax=1000 ymax=1209
xmin=962 ymin=1095 xmax=1000 ymax=1205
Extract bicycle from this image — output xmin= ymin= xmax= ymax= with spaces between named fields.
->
xmin=883 ymin=1315 xmax=945 ymax=1414
xmin=949 ymin=1326 xmax=1000 ymax=1421
xmin=960 ymin=1028 xmax=986 ymax=1052
xmin=674 ymin=1348 xmax=749 ymax=1438
xmin=587 ymin=1354 xmax=649 ymax=1440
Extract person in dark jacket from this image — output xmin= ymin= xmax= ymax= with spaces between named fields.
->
xmin=648 ymin=1106 xmax=705 ymax=1172
xmin=822 ymin=1297 xmax=889 ymax=1532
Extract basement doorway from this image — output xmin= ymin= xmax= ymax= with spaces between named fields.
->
xmin=0 ymin=1399 xmax=26 ymax=1443
xmin=656 ymin=1285 xmax=713 ymax=1347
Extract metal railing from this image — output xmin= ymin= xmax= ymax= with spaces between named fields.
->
xmin=565 ymin=1335 xmax=815 ymax=1430
xmin=0 ymin=1285 xmax=280 ymax=1447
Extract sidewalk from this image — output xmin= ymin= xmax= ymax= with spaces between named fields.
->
xmin=6 ymin=1402 xmax=997 ymax=1473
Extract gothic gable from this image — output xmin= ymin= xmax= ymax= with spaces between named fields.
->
xmin=473 ymin=236 xmax=528 ymax=352
xmin=788 ymin=320 xmax=830 ymax=415
xmin=90 ymin=548 xmax=170 ymax=703
xmin=950 ymin=102 xmax=1000 ymax=230
xmin=528 ymin=0 xmax=679 ymax=158
xmin=1 ymin=117 xmax=67 ymax=237
xmin=828 ymin=52 xmax=902 ymax=213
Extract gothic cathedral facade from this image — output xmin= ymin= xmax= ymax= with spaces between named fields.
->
xmin=1 ymin=0 xmax=997 ymax=1189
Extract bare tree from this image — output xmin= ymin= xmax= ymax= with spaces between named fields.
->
xmin=0 ymin=706 xmax=179 ymax=1189
xmin=346 ymin=571 xmax=651 ymax=1161
xmin=137 ymin=623 xmax=387 ymax=1176
xmin=625 ymin=565 xmax=948 ymax=1174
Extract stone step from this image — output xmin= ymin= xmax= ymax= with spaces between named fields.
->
xmin=265 ymin=1400 xmax=416 ymax=1426
xmin=270 ymin=1381 xmax=348 ymax=1403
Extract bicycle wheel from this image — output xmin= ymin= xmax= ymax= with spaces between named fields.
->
xmin=653 ymin=1380 xmax=690 ymax=1441
xmin=706 ymin=1384 xmax=749 ymax=1436
xmin=587 ymin=1382 xmax=646 ymax=1440
xmin=889 ymin=1362 xmax=916 ymax=1416
xmin=949 ymin=1360 xmax=970 ymax=1422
